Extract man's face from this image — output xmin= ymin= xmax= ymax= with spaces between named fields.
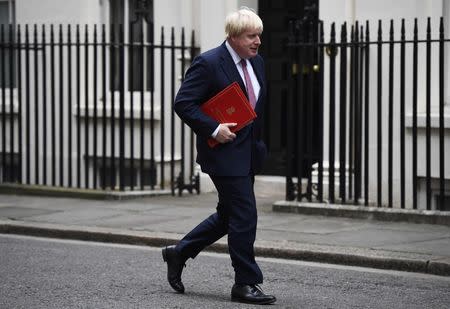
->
xmin=229 ymin=29 xmax=262 ymax=59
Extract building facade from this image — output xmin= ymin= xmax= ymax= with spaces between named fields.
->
xmin=0 ymin=0 xmax=449 ymax=209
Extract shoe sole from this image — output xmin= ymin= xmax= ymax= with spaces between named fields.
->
xmin=231 ymin=296 xmax=276 ymax=305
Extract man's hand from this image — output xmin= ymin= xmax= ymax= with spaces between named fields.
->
xmin=215 ymin=123 xmax=237 ymax=144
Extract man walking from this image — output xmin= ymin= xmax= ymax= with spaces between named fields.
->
xmin=163 ymin=7 xmax=276 ymax=305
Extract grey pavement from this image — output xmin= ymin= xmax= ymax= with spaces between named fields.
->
xmin=0 ymin=186 xmax=450 ymax=276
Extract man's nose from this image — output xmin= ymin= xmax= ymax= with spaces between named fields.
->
xmin=255 ymin=35 xmax=261 ymax=45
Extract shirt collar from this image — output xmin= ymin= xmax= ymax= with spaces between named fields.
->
xmin=225 ymin=40 xmax=243 ymax=65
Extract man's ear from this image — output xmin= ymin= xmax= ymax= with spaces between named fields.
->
xmin=229 ymin=36 xmax=236 ymax=44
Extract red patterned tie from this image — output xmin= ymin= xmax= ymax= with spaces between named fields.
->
xmin=240 ymin=59 xmax=257 ymax=109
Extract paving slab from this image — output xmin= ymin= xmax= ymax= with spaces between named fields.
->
xmin=0 ymin=206 xmax=61 ymax=219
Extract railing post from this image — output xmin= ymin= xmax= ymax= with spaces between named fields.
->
xmin=348 ymin=25 xmax=354 ymax=201
xmin=376 ymin=20 xmax=382 ymax=207
xmin=317 ymin=20 xmax=324 ymax=203
xmin=149 ymin=20 xmax=155 ymax=190
xmin=59 ymin=24 xmax=65 ymax=187
xmin=412 ymin=19 xmax=418 ymax=209
xmin=50 ymin=24 xmax=56 ymax=186
xmin=388 ymin=20 xmax=394 ymax=208
xmin=129 ymin=22 xmax=135 ymax=190
xmin=101 ymin=24 xmax=107 ymax=190
xmin=109 ymin=24 xmax=116 ymax=189
xmin=84 ymin=25 xmax=90 ymax=189
xmin=339 ymin=22 xmax=348 ymax=204
xmin=93 ymin=25 xmax=98 ymax=190
xmin=400 ymin=19 xmax=405 ymax=209
xmin=67 ymin=25 xmax=73 ymax=188
xmin=296 ymin=22 xmax=305 ymax=202
xmin=25 ymin=24 xmax=30 ymax=185
xmin=364 ymin=21 xmax=370 ymax=206
xmin=8 ymin=24 xmax=15 ymax=182
xmin=353 ymin=22 xmax=362 ymax=205
xmin=425 ymin=18 xmax=431 ymax=210
xmin=439 ymin=17 xmax=445 ymax=210
xmin=306 ymin=21 xmax=314 ymax=201
xmin=140 ymin=22 xmax=145 ymax=190
xmin=119 ymin=24 xmax=125 ymax=191
xmin=160 ymin=26 xmax=165 ymax=190
xmin=190 ymin=30 xmax=199 ymax=194
xmin=328 ymin=22 xmax=336 ymax=204
xmin=357 ymin=23 xmax=364 ymax=205
xmin=286 ymin=20 xmax=297 ymax=201
xmin=177 ymin=28 xmax=186 ymax=196
xmin=170 ymin=27 xmax=175 ymax=196
xmin=33 ymin=24 xmax=39 ymax=185
xmin=1 ymin=24 xmax=6 ymax=182
xmin=17 ymin=25 xmax=23 ymax=184
xmin=76 ymin=25 xmax=81 ymax=188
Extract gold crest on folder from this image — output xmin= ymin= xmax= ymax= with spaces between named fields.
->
xmin=226 ymin=106 xmax=236 ymax=115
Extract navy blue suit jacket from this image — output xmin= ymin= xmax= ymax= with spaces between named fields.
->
xmin=174 ymin=42 xmax=267 ymax=176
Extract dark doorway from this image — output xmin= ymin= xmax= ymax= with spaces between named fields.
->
xmin=258 ymin=0 xmax=319 ymax=175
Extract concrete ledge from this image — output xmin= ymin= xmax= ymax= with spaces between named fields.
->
xmin=253 ymin=246 xmax=430 ymax=275
xmin=0 ymin=183 xmax=172 ymax=200
xmin=1 ymin=220 xmax=449 ymax=277
xmin=273 ymin=201 xmax=450 ymax=226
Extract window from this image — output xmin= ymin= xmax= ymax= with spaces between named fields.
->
xmin=0 ymin=0 xmax=16 ymax=88
xmin=109 ymin=0 xmax=154 ymax=92
xmin=97 ymin=157 xmax=156 ymax=188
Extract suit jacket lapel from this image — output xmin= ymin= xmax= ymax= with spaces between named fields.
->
xmin=249 ymin=57 xmax=265 ymax=114
xmin=249 ymin=57 xmax=264 ymax=93
xmin=219 ymin=43 xmax=246 ymax=93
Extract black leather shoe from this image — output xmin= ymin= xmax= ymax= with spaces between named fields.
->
xmin=162 ymin=245 xmax=186 ymax=293
xmin=231 ymin=284 xmax=276 ymax=305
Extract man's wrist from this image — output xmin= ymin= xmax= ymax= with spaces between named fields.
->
xmin=211 ymin=125 xmax=220 ymax=138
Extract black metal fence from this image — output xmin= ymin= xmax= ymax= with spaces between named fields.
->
xmin=287 ymin=17 xmax=449 ymax=210
xmin=0 ymin=23 xmax=200 ymax=196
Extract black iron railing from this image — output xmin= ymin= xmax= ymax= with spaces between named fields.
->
xmin=0 ymin=23 xmax=200 ymax=196
xmin=287 ymin=17 xmax=449 ymax=210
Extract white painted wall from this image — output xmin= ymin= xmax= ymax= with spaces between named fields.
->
xmin=196 ymin=0 xmax=257 ymax=52
xmin=445 ymin=0 xmax=450 ymax=105
xmin=16 ymin=0 xmax=103 ymax=25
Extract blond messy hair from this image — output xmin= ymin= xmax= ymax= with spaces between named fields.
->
xmin=225 ymin=7 xmax=263 ymax=38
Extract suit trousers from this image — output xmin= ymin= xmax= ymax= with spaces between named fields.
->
xmin=175 ymin=174 xmax=263 ymax=285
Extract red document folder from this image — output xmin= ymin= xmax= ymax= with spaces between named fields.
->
xmin=201 ymin=82 xmax=257 ymax=148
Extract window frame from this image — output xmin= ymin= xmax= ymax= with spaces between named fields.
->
xmin=0 ymin=0 xmax=15 ymax=24
xmin=109 ymin=0 xmax=154 ymax=93
xmin=0 ymin=0 xmax=16 ymax=89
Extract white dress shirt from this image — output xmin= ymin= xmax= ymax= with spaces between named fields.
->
xmin=211 ymin=41 xmax=261 ymax=138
